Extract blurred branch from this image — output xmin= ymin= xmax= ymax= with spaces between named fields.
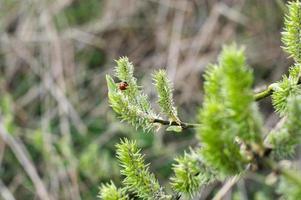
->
xmin=0 ymin=118 xmax=51 ymax=200
xmin=212 ymin=174 xmax=242 ymax=200
xmin=3 ymin=35 xmax=87 ymax=135
xmin=264 ymin=159 xmax=301 ymax=187
xmin=0 ymin=180 xmax=15 ymax=200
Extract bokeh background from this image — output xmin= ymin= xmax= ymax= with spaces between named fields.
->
xmin=0 ymin=0 xmax=295 ymax=199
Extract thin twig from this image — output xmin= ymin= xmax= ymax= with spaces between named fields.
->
xmin=151 ymin=118 xmax=200 ymax=129
xmin=254 ymin=86 xmax=275 ymax=101
xmin=0 ymin=180 xmax=16 ymax=200
xmin=212 ymin=175 xmax=241 ymax=200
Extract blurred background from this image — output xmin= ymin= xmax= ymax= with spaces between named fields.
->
xmin=0 ymin=0 xmax=295 ymax=199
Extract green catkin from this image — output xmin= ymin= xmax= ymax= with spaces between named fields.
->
xmin=267 ymin=95 xmax=301 ymax=159
xmin=282 ymin=1 xmax=301 ymax=63
xmin=98 ymin=181 xmax=128 ymax=200
xmin=170 ymin=148 xmax=216 ymax=198
xmin=271 ymin=64 xmax=301 ymax=115
xmin=106 ymin=57 xmax=159 ymax=131
xmin=116 ymin=139 xmax=171 ymax=200
xmin=153 ymin=70 xmax=180 ymax=124
xmin=198 ymin=45 xmax=263 ymax=176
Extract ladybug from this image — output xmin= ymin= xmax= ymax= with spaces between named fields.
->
xmin=118 ymin=81 xmax=128 ymax=91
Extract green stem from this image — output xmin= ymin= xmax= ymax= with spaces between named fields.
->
xmin=254 ymin=86 xmax=274 ymax=101
xmin=254 ymin=78 xmax=301 ymax=101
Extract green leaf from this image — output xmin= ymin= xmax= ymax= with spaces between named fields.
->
xmin=166 ymin=126 xmax=182 ymax=133
xmin=106 ymin=75 xmax=117 ymax=92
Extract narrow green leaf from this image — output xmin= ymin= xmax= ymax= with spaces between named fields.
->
xmin=166 ymin=126 xmax=182 ymax=133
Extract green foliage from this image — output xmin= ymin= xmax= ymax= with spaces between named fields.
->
xmin=107 ymin=76 xmax=153 ymax=131
xmin=170 ymin=148 xmax=216 ymax=198
xmin=153 ymin=70 xmax=180 ymax=124
xmin=116 ymin=139 xmax=171 ymax=200
xmin=102 ymin=2 xmax=301 ymax=199
xmin=273 ymin=0 xmax=301 ymax=116
xmin=271 ymin=65 xmax=301 ymax=115
xmin=269 ymin=1 xmax=301 ymax=161
xmin=28 ymin=129 xmax=45 ymax=154
xmin=79 ymin=143 xmax=119 ymax=181
xmin=98 ymin=181 xmax=128 ymax=200
xmin=198 ymin=45 xmax=263 ymax=176
xmin=55 ymin=0 xmax=103 ymax=28
xmin=107 ymin=57 xmax=186 ymax=132
xmin=114 ymin=58 xmax=155 ymax=116
xmin=267 ymin=95 xmax=301 ymax=158
xmin=282 ymin=0 xmax=301 ymax=63
xmin=254 ymin=192 xmax=271 ymax=200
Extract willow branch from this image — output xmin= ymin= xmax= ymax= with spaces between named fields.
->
xmin=212 ymin=175 xmax=241 ymax=200
xmin=254 ymin=78 xmax=301 ymax=101
xmin=151 ymin=118 xmax=200 ymax=129
xmin=254 ymin=86 xmax=275 ymax=101
xmin=151 ymin=78 xmax=301 ymax=129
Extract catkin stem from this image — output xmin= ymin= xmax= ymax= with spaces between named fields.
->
xmin=254 ymin=77 xmax=301 ymax=101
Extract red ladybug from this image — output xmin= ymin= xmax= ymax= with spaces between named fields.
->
xmin=118 ymin=81 xmax=128 ymax=91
